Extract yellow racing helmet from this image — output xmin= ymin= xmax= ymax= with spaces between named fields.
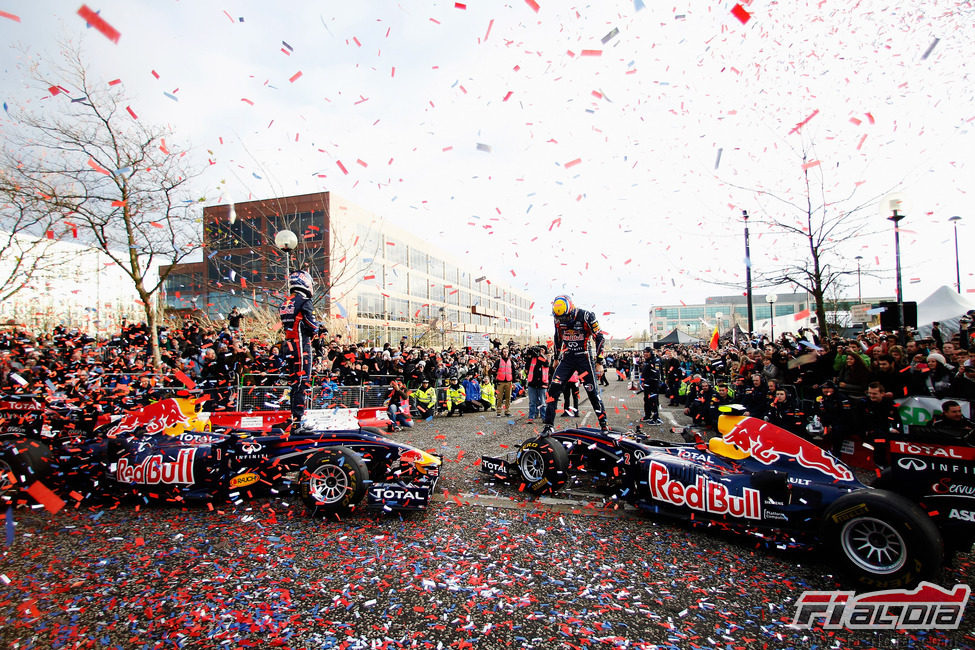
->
xmin=552 ymin=295 xmax=574 ymax=321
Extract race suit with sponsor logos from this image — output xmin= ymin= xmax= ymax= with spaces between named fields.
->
xmin=543 ymin=308 xmax=607 ymax=428
xmin=280 ymin=291 xmax=319 ymax=419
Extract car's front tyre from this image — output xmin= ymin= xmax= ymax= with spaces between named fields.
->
xmin=299 ymin=447 xmax=367 ymax=518
xmin=516 ymin=436 xmax=569 ymax=495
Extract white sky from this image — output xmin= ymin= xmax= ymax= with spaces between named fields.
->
xmin=1 ymin=1 xmax=973 ymax=337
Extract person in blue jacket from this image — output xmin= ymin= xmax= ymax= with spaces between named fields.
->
xmin=279 ymin=270 xmax=320 ymax=423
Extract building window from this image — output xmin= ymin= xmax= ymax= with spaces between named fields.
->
xmin=385 ymin=238 xmax=408 ymax=265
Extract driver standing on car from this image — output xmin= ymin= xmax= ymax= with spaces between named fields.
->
xmin=541 ymin=295 xmax=608 ymax=435
xmin=280 ymin=270 xmax=320 ymax=426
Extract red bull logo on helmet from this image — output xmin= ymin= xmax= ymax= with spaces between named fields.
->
xmin=720 ymin=416 xmax=854 ymax=482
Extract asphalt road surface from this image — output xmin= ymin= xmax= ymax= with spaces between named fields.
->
xmin=2 ymin=379 xmax=973 ymax=649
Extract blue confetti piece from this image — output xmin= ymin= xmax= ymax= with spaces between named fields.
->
xmin=634 ymin=0 xmax=645 ymax=10
xmin=252 ymin=172 xmax=262 ymax=179
xmin=2 ymin=102 xmax=7 ymax=112
xmin=163 ymin=92 xmax=179 ymax=102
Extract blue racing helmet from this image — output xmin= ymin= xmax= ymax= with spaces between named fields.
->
xmin=288 ymin=270 xmax=314 ymax=298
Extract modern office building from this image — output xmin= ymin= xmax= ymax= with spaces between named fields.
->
xmin=650 ymin=293 xmax=893 ymax=340
xmin=0 ymin=230 xmax=147 ymax=334
xmin=162 ymin=192 xmax=533 ymax=346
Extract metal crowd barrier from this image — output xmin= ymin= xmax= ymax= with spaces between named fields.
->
xmin=235 ymin=373 xmax=450 ymax=413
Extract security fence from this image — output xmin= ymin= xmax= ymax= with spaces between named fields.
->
xmin=235 ymin=374 xmax=449 ymax=412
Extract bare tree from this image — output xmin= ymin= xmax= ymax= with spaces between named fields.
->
xmin=0 ymin=44 xmax=203 ymax=368
xmin=724 ymin=143 xmax=893 ymax=339
xmin=0 ymin=187 xmax=73 ymax=304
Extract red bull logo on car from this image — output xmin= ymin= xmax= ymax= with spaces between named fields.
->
xmin=719 ymin=416 xmax=854 ymax=482
xmin=116 ymin=449 xmax=197 ymax=485
xmin=648 ymin=460 xmax=762 ymax=520
xmin=112 ymin=398 xmax=200 ymax=437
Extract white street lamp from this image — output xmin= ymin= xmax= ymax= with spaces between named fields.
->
xmin=274 ymin=229 xmax=298 ymax=281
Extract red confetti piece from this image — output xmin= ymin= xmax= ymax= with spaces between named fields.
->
xmin=801 ymin=160 xmax=821 ymax=170
xmin=26 ymin=481 xmax=65 ymax=514
xmin=730 ymin=3 xmax=751 ymax=24
xmin=126 ymin=105 xmax=138 ymax=119
xmin=149 ymin=221 xmax=163 ymax=228
xmin=78 ymin=5 xmax=121 ymax=43
xmin=0 ymin=10 xmax=21 ymax=21
xmin=789 ymin=109 xmax=819 ymax=134
xmin=525 ymin=0 xmax=540 ymax=12
xmin=564 ymin=158 xmax=582 ymax=168
xmin=484 ymin=18 xmax=494 ymax=41
xmin=455 ymin=2 xmax=466 ymax=8
xmin=87 ymin=158 xmax=111 ymax=175
xmin=241 ymin=98 xmax=254 ymax=105
xmin=580 ymin=49 xmax=602 ymax=56
xmin=336 ymin=160 xmax=349 ymax=175
xmin=111 ymin=200 xmax=126 ymax=207
xmin=289 ymin=71 xmax=302 ymax=83
xmin=174 ymin=369 xmax=196 ymax=389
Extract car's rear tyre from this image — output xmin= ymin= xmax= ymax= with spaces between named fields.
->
xmin=516 ymin=436 xmax=569 ymax=494
xmin=822 ymin=490 xmax=943 ymax=590
xmin=0 ymin=439 xmax=53 ymax=502
xmin=299 ymin=447 xmax=367 ymax=518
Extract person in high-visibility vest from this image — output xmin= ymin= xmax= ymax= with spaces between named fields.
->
xmin=411 ymin=378 xmax=437 ymax=420
xmin=445 ymin=377 xmax=466 ymax=416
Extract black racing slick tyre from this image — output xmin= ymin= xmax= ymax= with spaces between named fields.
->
xmin=299 ymin=447 xmax=368 ymax=518
xmin=516 ymin=436 xmax=569 ymax=495
xmin=0 ymin=439 xmax=53 ymax=503
xmin=821 ymin=490 xmax=943 ymax=590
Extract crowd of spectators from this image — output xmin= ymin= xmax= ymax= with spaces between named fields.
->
xmin=652 ymin=315 xmax=975 ymax=447
xmin=0 ymin=317 xmax=640 ymax=424
xmin=2 ymin=312 xmax=972 ymax=443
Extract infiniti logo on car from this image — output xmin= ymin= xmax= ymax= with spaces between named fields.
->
xmin=897 ymin=456 xmax=927 ymax=471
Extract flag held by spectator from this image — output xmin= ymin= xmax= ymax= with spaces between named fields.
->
xmin=708 ymin=324 xmax=719 ymax=351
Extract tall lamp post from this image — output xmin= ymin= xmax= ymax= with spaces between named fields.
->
xmin=274 ymin=229 xmax=298 ymax=284
xmin=766 ymin=293 xmax=777 ymax=343
xmin=854 ymin=255 xmax=864 ymax=333
xmin=743 ymin=210 xmax=754 ymax=336
xmin=882 ymin=194 xmax=909 ymax=345
xmin=439 ymin=306 xmax=447 ymax=349
xmin=950 ymin=216 xmax=962 ymax=293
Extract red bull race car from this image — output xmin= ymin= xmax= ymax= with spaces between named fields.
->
xmin=0 ymin=396 xmax=440 ymax=517
xmin=481 ymin=411 xmax=973 ymax=590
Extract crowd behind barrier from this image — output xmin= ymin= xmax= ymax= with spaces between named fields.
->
xmin=1 ymin=315 xmax=974 ymax=441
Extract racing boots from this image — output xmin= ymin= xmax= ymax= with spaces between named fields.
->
xmin=540 ymin=424 xmax=554 ymax=437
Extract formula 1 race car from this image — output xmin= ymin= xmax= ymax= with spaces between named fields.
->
xmin=1 ymin=396 xmax=440 ymax=517
xmin=481 ymin=412 xmax=974 ymax=589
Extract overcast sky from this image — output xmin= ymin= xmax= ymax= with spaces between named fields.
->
xmin=1 ymin=1 xmax=973 ymax=337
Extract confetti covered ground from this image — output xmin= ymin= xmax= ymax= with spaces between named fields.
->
xmin=2 ymin=382 xmax=974 ymax=649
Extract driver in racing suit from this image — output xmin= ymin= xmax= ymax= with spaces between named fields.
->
xmin=541 ymin=295 xmax=608 ymax=435
xmin=280 ymin=270 xmax=320 ymax=424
